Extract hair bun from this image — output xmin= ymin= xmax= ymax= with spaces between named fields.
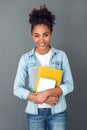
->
xmin=29 ymin=5 xmax=56 ymax=32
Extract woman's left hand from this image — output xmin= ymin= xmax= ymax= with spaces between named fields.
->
xmin=32 ymin=91 xmax=48 ymax=104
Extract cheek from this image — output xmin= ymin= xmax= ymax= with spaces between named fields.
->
xmin=33 ymin=38 xmax=39 ymax=43
xmin=46 ymin=37 xmax=51 ymax=43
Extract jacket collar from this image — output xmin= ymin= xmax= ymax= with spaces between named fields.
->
xmin=28 ymin=46 xmax=58 ymax=57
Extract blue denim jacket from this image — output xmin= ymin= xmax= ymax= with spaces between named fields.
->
xmin=13 ymin=46 xmax=74 ymax=114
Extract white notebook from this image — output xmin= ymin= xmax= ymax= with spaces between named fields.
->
xmin=36 ymin=77 xmax=56 ymax=92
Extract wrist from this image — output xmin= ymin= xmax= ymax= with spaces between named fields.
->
xmin=27 ymin=93 xmax=32 ymax=101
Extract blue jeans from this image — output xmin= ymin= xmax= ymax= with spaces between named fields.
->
xmin=27 ymin=108 xmax=67 ymax=130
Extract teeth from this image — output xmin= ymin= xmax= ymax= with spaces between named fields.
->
xmin=40 ymin=43 xmax=45 ymax=46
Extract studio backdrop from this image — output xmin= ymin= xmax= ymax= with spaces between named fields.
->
xmin=0 ymin=0 xmax=87 ymax=130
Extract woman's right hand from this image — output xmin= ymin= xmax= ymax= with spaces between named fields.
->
xmin=45 ymin=96 xmax=59 ymax=105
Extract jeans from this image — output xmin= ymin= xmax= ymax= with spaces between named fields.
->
xmin=27 ymin=108 xmax=67 ymax=130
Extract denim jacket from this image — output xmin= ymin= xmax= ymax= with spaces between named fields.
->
xmin=13 ymin=46 xmax=74 ymax=114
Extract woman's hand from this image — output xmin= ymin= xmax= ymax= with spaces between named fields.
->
xmin=27 ymin=93 xmax=37 ymax=103
xmin=27 ymin=91 xmax=48 ymax=104
xmin=45 ymin=96 xmax=59 ymax=105
xmin=33 ymin=91 xmax=48 ymax=104
xmin=27 ymin=87 xmax=61 ymax=105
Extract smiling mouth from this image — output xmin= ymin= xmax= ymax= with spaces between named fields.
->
xmin=39 ymin=42 xmax=46 ymax=47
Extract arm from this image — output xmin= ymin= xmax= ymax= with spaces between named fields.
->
xmin=59 ymin=52 xmax=74 ymax=96
xmin=27 ymin=87 xmax=62 ymax=104
xmin=32 ymin=87 xmax=62 ymax=104
xmin=13 ymin=55 xmax=30 ymax=100
xmin=44 ymin=86 xmax=63 ymax=97
xmin=45 ymin=52 xmax=74 ymax=97
xmin=27 ymin=92 xmax=59 ymax=105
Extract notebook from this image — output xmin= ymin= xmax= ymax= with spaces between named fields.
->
xmin=36 ymin=77 xmax=56 ymax=92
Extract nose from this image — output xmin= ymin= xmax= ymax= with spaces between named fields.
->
xmin=40 ymin=36 xmax=44 ymax=43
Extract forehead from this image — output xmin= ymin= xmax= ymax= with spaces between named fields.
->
xmin=32 ymin=24 xmax=50 ymax=33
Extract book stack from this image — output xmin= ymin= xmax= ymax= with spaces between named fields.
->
xmin=31 ymin=66 xmax=63 ymax=92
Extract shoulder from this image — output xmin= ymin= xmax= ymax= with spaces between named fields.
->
xmin=19 ymin=48 xmax=34 ymax=64
xmin=51 ymin=47 xmax=67 ymax=57
xmin=51 ymin=47 xmax=69 ymax=64
xmin=21 ymin=48 xmax=34 ymax=59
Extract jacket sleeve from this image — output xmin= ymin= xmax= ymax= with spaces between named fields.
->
xmin=13 ymin=55 xmax=30 ymax=100
xmin=60 ymin=52 xmax=74 ymax=96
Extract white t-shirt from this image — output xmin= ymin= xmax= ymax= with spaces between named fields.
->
xmin=35 ymin=49 xmax=52 ymax=108
xmin=35 ymin=49 xmax=52 ymax=66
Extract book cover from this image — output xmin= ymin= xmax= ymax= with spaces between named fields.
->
xmin=34 ymin=66 xmax=63 ymax=92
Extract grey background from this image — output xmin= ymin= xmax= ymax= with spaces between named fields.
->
xmin=0 ymin=0 xmax=87 ymax=130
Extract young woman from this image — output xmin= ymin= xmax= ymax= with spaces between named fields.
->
xmin=14 ymin=5 xmax=74 ymax=130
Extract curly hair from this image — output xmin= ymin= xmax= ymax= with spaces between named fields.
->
xmin=29 ymin=5 xmax=56 ymax=32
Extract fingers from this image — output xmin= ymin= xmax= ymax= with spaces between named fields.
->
xmin=55 ymin=96 xmax=59 ymax=101
xmin=53 ymin=96 xmax=59 ymax=105
xmin=49 ymin=97 xmax=59 ymax=105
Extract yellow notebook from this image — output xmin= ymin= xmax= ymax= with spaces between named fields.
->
xmin=34 ymin=66 xmax=63 ymax=92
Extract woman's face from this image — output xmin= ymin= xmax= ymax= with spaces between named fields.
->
xmin=32 ymin=24 xmax=52 ymax=54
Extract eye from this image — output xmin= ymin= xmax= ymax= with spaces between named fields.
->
xmin=44 ymin=33 xmax=49 ymax=37
xmin=34 ymin=35 xmax=39 ymax=37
